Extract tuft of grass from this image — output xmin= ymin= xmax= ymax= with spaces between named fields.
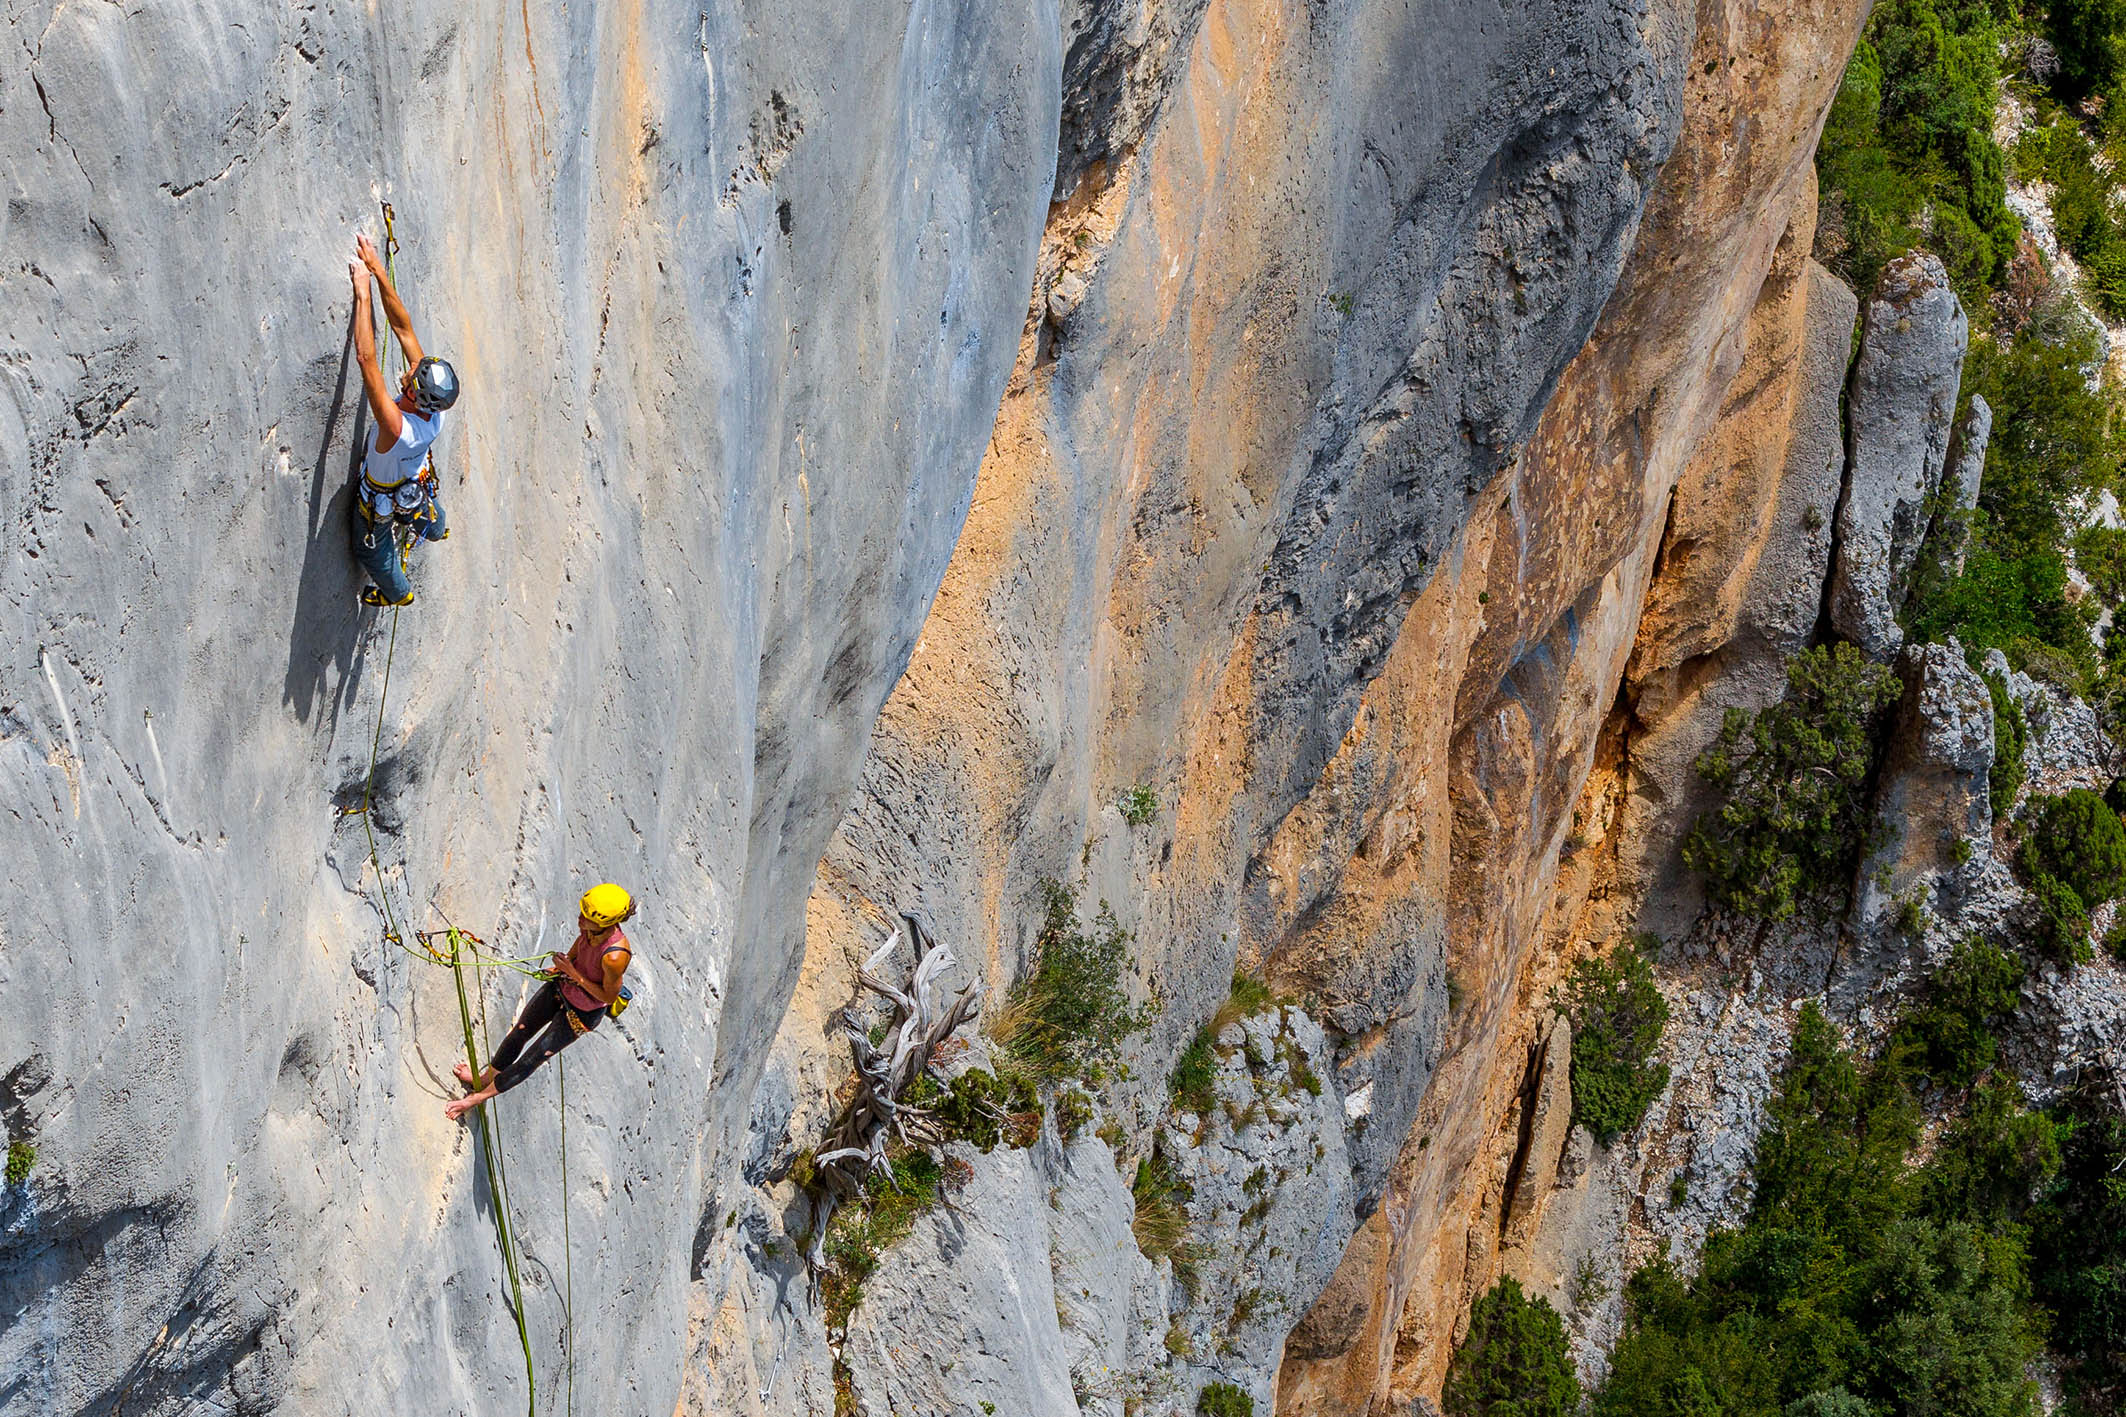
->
xmin=1056 ymin=1085 xmax=1094 ymax=1142
xmin=1198 ymin=1381 xmax=1253 ymax=1417
xmin=1119 ymin=784 xmax=1159 ymax=827
xmin=4 ymin=1141 xmax=32 ymax=1187
xmin=993 ymin=879 xmax=1154 ymax=1087
xmin=1131 ymin=1150 xmax=1197 ymax=1292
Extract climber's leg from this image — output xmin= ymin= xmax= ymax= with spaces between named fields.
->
xmin=490 ymin=1004 xmax=599 ymax=1096
xmin=349 ymin=505 xmax=415 ymax=605
xmin=446 ymin=981 xmax=562 ymax=1118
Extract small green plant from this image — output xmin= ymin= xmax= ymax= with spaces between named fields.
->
xmin=1165 ymin=1317 xmax=1193 ymax=1357
xmin=1887 ymin=935 xmax=2024 ymax=1089
xmin=2017 ymin=789 xmax=2126 ymax=964
xmin=1803 ymin=503 xmax=1826 ymax=533
xmin=1682 ymin=644 xmax=1901 ymax=920
xmin=1197 ymin=1381 xmax=1253 ymax=1417
xmin=1982 ymin=670 xmax=2026 ymax=817
xmin=1169 ymin=1030 xmax=1219 ymax=1116
xmin=981 ymin=1403 xmax=996 ymax=1416
xmin=1561 ymin=942 xmax=1671 ymax=1145
xmin=1056 ymin=1085 xmax=1094 ymax=1142
xmin=819 ymin=1151 xmax=945 ymax=1331
xmin=1668 ymin=1172 xmax=1689 ymax=1208
xmin=995 ymin=879 xmax=1154 ymax=1086
xmin=1119 ymin=783 xmax=1159 ymax=827
xmin=1328 ymin=291 xmax=1356 ymax=317
xmin=1442 ymin=1277 xmax=1581 ymax=1417
xmin=1446 ymin=969 xmax=1467 ymax=1013
xmin=1894 ymin=890 xmax=1928 ymax=937
xmin=930 ymin=1067 xmax=1042 ymax=1152
xmin=5 ymin=1140 xmax=33 ymax=1187
xmin=1096 ymin=1118 xmax=1127 ymax=1161
xmin=1574 ymin=1252 xmax=1610 ymax=1306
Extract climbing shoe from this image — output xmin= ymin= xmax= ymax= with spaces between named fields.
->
xmin=360 ymin=586 xmax=414 ymax=608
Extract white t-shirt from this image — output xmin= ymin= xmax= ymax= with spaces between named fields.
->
xmin=363 ymin=408 xmax=443 ymax=491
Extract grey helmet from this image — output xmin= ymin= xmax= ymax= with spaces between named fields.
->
xmin=410 ymin=356 xmax=459 ymax=412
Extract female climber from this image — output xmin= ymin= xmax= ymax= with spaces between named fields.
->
xmin=445 ymin=884 xmax=635 ymax=1120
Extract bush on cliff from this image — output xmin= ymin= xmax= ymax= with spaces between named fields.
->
xmin=1817 ymin=0 xmax=2016 ymax=304
xmin=2015 ymin=788 xmax=2126 ymax=962
xmin=1443 ymin=1278 xmax=1581 ymax=1417
xmin=1562 ymin=940 xmax=1671 ymax=1145
xmin=2029 ymin=1074 xmax=2126 ymax=1415
xmin=995 ymin=878 xmax=1154 ymax=1086
xmin=1887 ymin=935 xmax=2026 ymax=1089
xmin=1682 ymin=644 xmax=1903 ymax=921
xmin=1594 ymin=1003 xmax=2050 ymax=1417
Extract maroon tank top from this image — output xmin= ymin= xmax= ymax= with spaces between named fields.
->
xmin=561 ymin=925 xmax=629 ymax=1012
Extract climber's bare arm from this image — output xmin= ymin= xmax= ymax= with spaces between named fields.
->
xmin=350 ymin=261 xmax=404 ymax=451
xmin=357 ymin=233 xmax=425 ymax=369
xmin=551 ymin=947 xmax=631 ymax=1009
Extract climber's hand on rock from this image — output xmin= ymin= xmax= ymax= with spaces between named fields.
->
xmin=350 ymin=261 xmax=369 ymax=302
xmin=356 ymin=232 xmax=386 ymax=277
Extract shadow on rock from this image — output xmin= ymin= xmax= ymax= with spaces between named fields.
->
xmin=282 ymin=306 xmax=369 ymax=729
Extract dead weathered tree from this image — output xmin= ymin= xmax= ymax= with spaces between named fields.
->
xmin=802 ymin=911 xmax=979 ymax=1268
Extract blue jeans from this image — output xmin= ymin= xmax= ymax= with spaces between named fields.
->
xmin=350 ymin=493 xmax=446 ymax=604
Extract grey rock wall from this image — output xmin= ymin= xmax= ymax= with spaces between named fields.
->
xmin=1830 ymin=253 xmax=1969 ymax=658
xmin=0 ymin=2 xmax=1056 ymax=1412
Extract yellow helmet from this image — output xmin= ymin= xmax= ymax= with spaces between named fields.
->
xmin=579 ymin=883 xmax=633 ymax=929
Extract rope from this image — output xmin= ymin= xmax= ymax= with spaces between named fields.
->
xmin=339 ymin=202 xmax=574 ymax=1415
xmin=447 ymin=928 xmax=538 ymax=1417
xmin=560 ymin=1050 xmax=576 ymax=1417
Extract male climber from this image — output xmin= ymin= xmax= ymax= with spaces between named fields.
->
xmin=348 ymin=232 xmax=459 ymax=607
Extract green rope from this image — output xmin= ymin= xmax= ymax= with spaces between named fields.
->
xmin=449 ymin=928 xmax=539 ymax=1416
xmin=343 ymin=206 xmax=562 ymax=1414
xmin=560 ymin=1050 xmax=575 ymax=1417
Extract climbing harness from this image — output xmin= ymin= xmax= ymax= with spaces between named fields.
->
xmin=341 ymin=201 xmax=574 ymax=1416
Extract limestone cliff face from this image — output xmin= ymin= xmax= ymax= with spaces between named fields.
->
xmin=1 ymin=4 xmax=1053 ymax=1411
xmin=2 ymin=0 xmax=1889 ymax=1413
xmin=717 ymin=0 xmax=1869 ymax=1413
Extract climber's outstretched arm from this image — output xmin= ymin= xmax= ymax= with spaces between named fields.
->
xmin=356 ymin=233 xmax=425 ymax=369
xmin=349 ymin=262 xmax=405 ymax=452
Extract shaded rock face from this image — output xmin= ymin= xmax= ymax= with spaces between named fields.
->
xmin=1829 ymin=252 xmax=1970 ymax=658
xmin=1 ymin=3 xmax=1056 ymax=1412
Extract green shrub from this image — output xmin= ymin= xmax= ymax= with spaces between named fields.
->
xmin=1816 ymin=0 xmax=2016 ymax=304
xmin=2020 ymin=789 xmax=2126 ymax=908
xmin=1197 ymin=1382 xmax=1253 ymax=1417
xmin=1594 ymin=1003 xmax=2048 ymax=1417
xmin=1921 ymin=1075 xmax=2062 ymax=1227
xmin=1170 ymin=972 xmax=1284 ymax=1116
xmin=1562 ymin=943 xmax=1671 ymax=1144
xmin=1982 ymin=669 xmax=2026 ymax=818
xmin=1889 ymin=935 xmax=2025 ymax=1089
xmin=2016 ymin=790 xmax=2126 ymax=965
xmin=1443 ymin=1278 xmax=1581 ymax=1417
xmin=996 ymin=879 xmax=1153 ymax=1086
xmin=1170 ymin=1029 xmax=1218 ymax=1116
xmin=1909 ymin=314 xmax=2121 ymax=686
xmin=930 ymin=1067 xmax=1041 ymax=1152
xmin=1119 ymin=783 xmax=1159 ymax=827
xmin=2048 ymin=0 xmax=2126 ymax=102
xmin=2029 ymin=1077 xmax=2126 ymax=1412
xmin=1055 ymin=1085 xmax=1094 ymax=1141
xmin=4 ymin=1140 xmax=32 ymax=1187
xmin=1682 ymin=644 xmax=1902 ymax=920
xmin=819 ymin=1151 xmax=945 ymax=1331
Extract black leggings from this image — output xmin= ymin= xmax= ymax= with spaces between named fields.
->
xmin=488 ymin=980 xmax=604 ymax=1094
